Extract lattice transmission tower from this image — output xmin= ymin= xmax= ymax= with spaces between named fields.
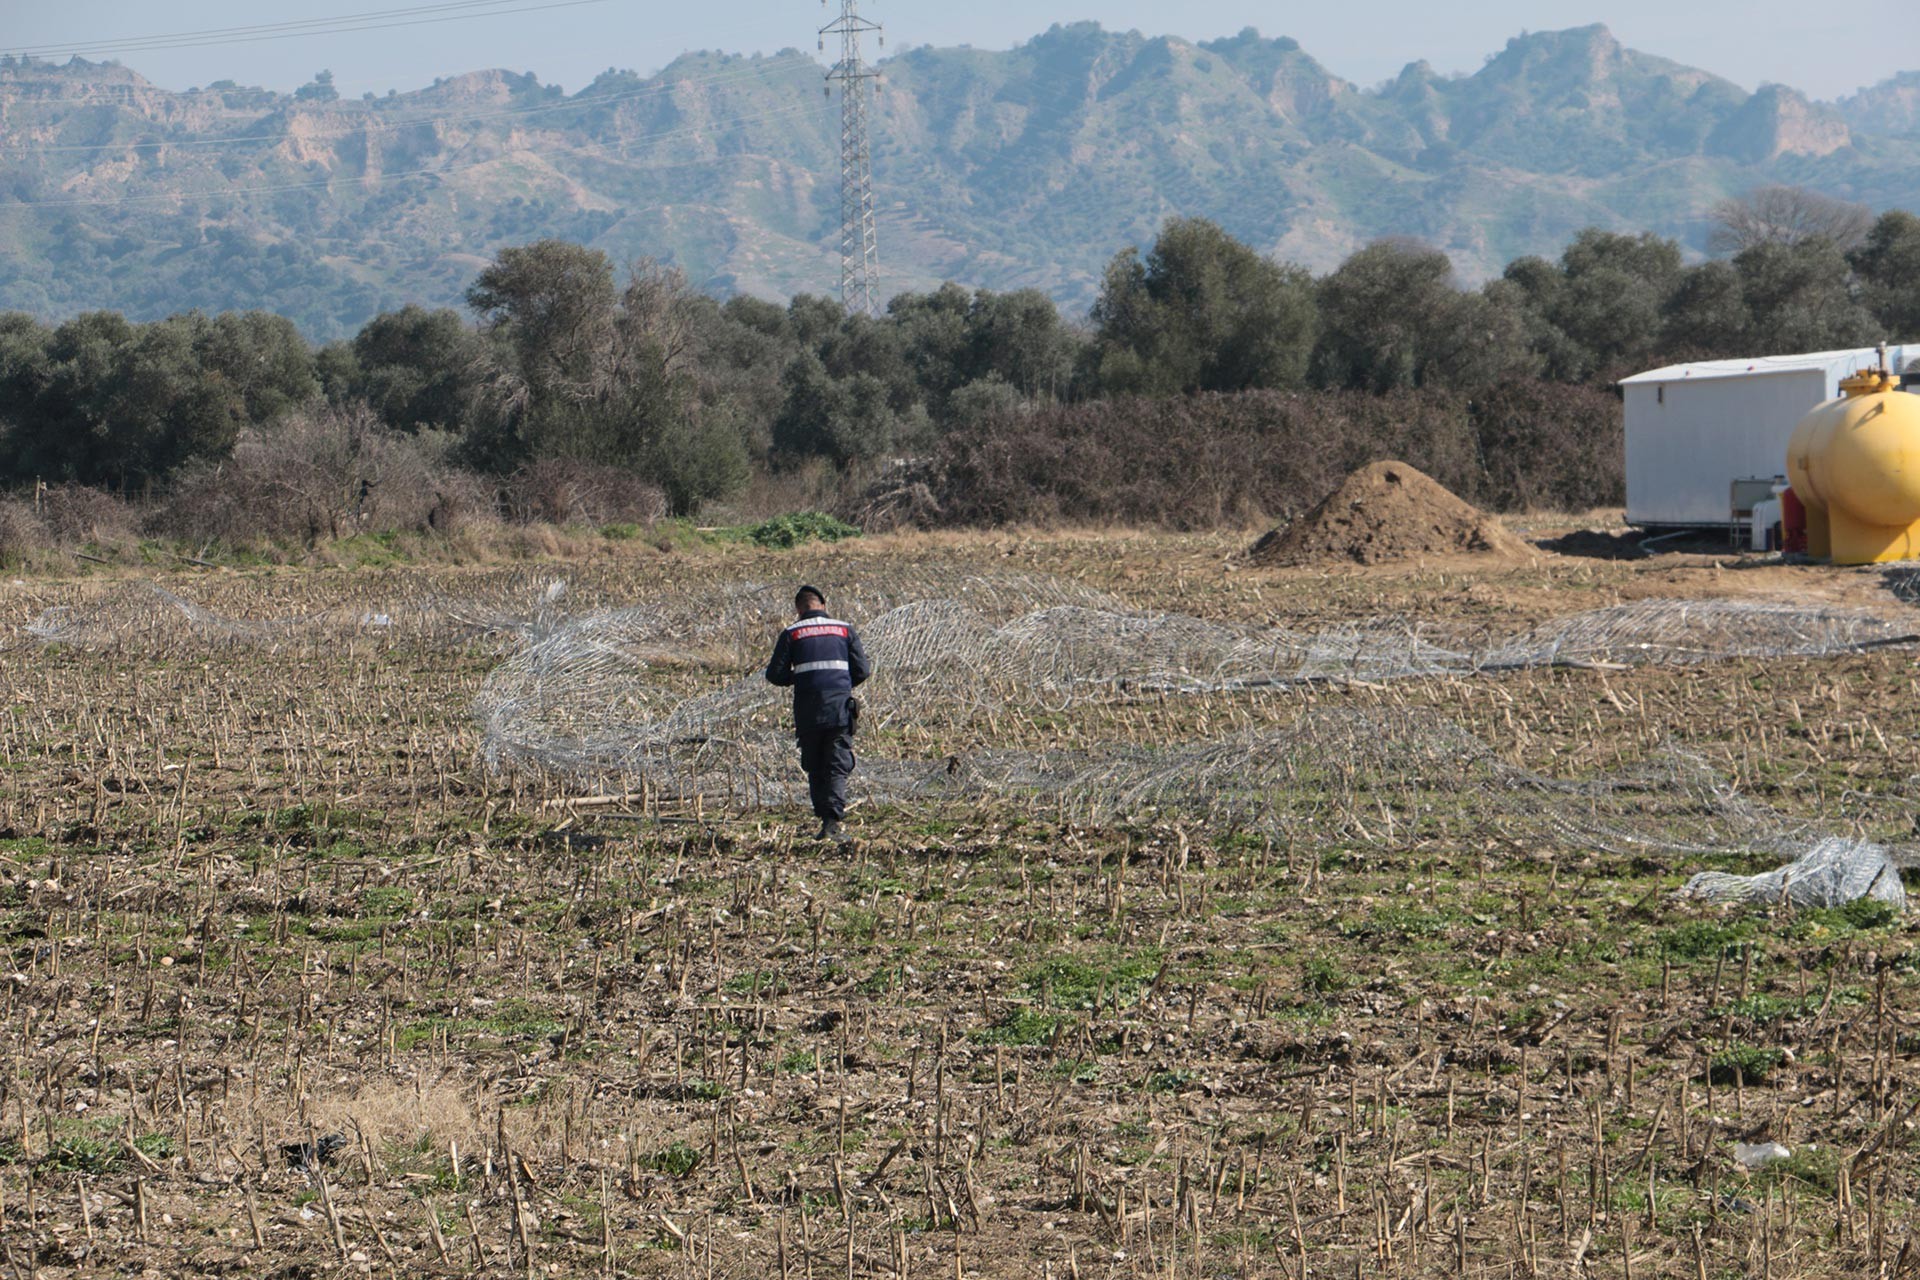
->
xmin=819 ymin=0 xmax=882 ymax=314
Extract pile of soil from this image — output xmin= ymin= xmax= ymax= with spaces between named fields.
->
xmin=1249 ymin=461 xmax=1527 ymax=567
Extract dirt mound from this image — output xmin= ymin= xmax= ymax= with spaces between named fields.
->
xmin=1249 ymin=461 xmax=1526 ymax=567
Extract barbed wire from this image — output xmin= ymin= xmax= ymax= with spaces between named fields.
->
xmin=18 ymin=565 xmax=1915 ymax=908
xmin=464 ymin=573 xmax=1914 ymax=905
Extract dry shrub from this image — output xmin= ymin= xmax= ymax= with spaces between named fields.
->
xmin=503 ymin=458 xmax=668 ymax=528
xmin=714 ymin=456 xmax=864 ymax=527
xmin=932 ymin=381 xmax=1622 ymax=529
xmin=503 ymin=522 xmax=566 ymax=558
xmin=419 ymin=467 xmax=500 ymax=537
xmin=154 ymin=402 xmax=496 ymax=546
xmin=1460 ymin=380 xmax=1624 ymax=513
xmin=0 ymin=498 xmax=47 ymax=567
xmin=843 ymin=460 xmax=945 ymax=533
xmin=36 ymin=485 xmax=138 ymax=546
xmin=933 ymin=390 xmax=1469 ymax=529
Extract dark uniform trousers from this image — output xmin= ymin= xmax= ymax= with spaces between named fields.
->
xmin=766 ymin=606 xmax=870 ymax=825
xmin=798 ymin=725 xmax=855 ymax=822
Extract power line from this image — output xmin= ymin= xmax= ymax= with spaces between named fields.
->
xmin=2 ymin=2 xmax=526 ymax=56
xmin=819 ymin=0 xmax=880 ymax=315
xmin=1 ymin=59 xmax=818 ymax=155
xmin=0 ymin=0 xmax=609 ymax=61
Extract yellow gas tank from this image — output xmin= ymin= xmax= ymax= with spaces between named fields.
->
xmin=1785 ymin=365 xmax=1920 ymax=564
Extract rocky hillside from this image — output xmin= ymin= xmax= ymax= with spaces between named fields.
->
xmin=1841 ymin=70 xmax=1920 ymax=137
xmin=0 ymin=23 xmax=1914 ymax=337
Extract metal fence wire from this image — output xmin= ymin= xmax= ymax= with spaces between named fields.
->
xmin=22 ymin=567 xmax=1917 ymax=908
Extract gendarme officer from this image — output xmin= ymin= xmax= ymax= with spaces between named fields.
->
xmin=764 ymin=585 xmax=871 ymax=841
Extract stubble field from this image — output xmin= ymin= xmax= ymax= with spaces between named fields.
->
xmin=0 ymin=528 xmax=1917 ymax=1279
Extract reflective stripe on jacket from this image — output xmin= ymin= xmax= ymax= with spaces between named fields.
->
xmin=765 ymin=609 xmax=871 ymax=732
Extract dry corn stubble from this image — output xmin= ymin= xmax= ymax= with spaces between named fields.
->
xmin=0 ymin=533 xmax=1915 ymax=1277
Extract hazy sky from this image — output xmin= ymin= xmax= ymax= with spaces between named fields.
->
xmin=3 ymin=1 xmax=1910 ymax=102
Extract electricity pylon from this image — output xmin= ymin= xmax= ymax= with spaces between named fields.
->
xmin=819 ymin=0 xmax=881 ymax=314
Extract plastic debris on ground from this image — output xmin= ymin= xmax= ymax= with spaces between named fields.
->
xmin=1734 ymin=1142 xmax=1793 ymax=1171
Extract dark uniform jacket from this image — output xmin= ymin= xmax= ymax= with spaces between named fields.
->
xmin=765 ymin=608 xmax=871 ymax=732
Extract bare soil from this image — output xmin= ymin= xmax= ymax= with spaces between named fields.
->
xmin=0 ymin=531 xmax=1915 ymax=1278
xmin=1249 ymin=461 xmax=1529 ymax=567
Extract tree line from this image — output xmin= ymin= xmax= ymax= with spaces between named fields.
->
xmin=1 ymin=185 xmax=1916 ymax=529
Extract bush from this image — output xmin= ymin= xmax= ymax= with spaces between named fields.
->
xmin=1462 ymin=380 xmax=1624 ymax=512
xmin=36 ymin=485 xmax=138 ymax=547
xmin=153 ymin=402 xmax=493 ymax=545
xmin=933 ymin=389 xmax=1469 ymax=529
xmin=845 ymin=463 xmax=944 ymax=533
xmin=746 ymin=511 xmax=861 ymax=549
xmin=420 ymin=467 xmax=499 ymax=537
xmin=501 ymin=458 xmax=668 ymax=527
xmin=0 ymin=498 xmax=47 ymax=567
xmin=931 ymin=381 xmax=1622 ymax=529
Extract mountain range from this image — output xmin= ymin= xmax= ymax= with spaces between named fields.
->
xmin=0 ymin=23 xmax=1916 ymax=339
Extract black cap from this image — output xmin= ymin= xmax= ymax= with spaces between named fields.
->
xmin=796 ymin=584 xmax=826 ymax=606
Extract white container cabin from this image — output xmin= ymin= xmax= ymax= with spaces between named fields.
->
xmin=1619 ymin=344 xmax=1917 ymax=528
